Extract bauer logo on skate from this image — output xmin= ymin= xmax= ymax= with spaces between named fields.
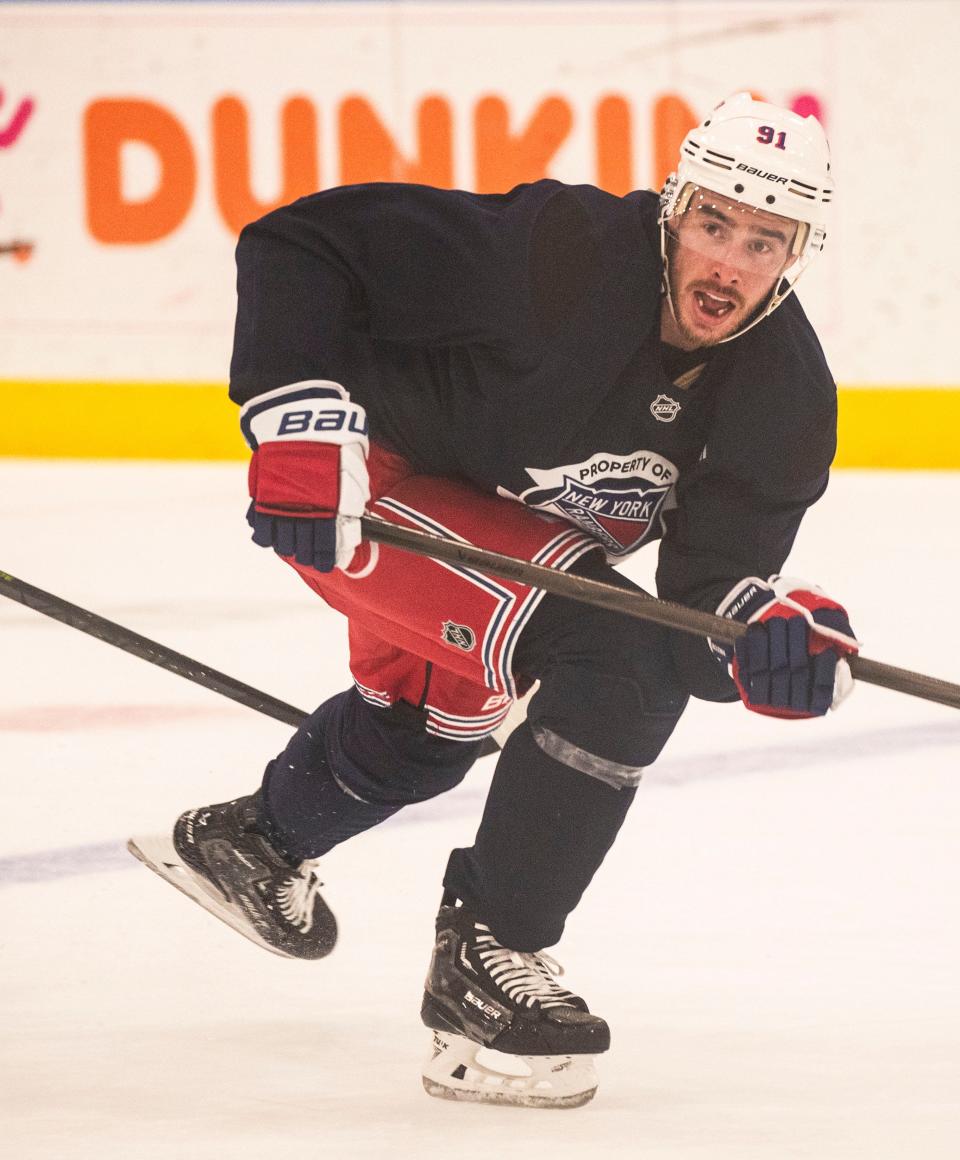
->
xmin=464 ymin=990 xmax=502 ymax=1020
xmin=517 ymin=451 xmax=677 ymax=557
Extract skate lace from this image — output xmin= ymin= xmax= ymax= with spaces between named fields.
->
xmin=275 ymin=859 xmax=324 ymax=933
xmin=474 ymin=924 xmax=578 ymax=1010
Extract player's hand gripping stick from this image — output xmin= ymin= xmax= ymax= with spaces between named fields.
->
xmin=240 ymin=381 xmax=369 ymax=572
xmin=711 ymin=575 xmax=860 ymax=718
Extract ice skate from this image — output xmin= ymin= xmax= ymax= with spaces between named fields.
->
xmin=422 ymin=1029 xmax=599 ymax=1109
xmin=420 ymin=897 xmax=608 ymax=1108
xmin=128 ymin=791 xmax=337 ymax=959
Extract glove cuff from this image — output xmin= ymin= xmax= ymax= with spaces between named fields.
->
xmin=710 ymin=574 xmax=859 ymax=664
xmin=709 ymin=576 xmax=776 ymax=662
xmin=251 ymin=441 xmax=340 ymax=514
xmin=239 ymin=380 xmax=368 ymax=453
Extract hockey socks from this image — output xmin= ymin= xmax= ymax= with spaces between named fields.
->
xmin=443 ymin=720 xmax=638 ymax=950
xmin=261 ymin=688 xmax=478 ymax=861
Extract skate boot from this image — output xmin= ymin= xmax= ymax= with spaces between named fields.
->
xmin=128 ymin=791 xmax=337 ymax=959
xmin=420 ymin=896 xmax=609 ymax=1108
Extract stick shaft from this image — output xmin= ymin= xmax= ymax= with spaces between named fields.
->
xmin=5 ymin=527 xmax=958 ymax=718
xmin=363 ymin=517 xmax=741 ymax=643
xmin=0 ymin=570 xmax=308 ymax=728
xmin=0 ymin=568 xmax=499 ymax=756
xmin=361 ymin=517 xmax=960 ymax=712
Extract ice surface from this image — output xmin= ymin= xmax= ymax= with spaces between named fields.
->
xmin=1 ymin=461 xmax=959 ymax=1159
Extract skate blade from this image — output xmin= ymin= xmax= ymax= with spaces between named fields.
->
xmin=127 ymin=833 xmax=293 ymax=960
xmin=422 ymin=1031 xmax=598 ymax=1109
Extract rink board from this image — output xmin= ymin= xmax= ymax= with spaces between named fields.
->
xmin=2 ymin=0 xmax=960 ymax=440
xmin=1 ymin=379 xmax=958 ymax=467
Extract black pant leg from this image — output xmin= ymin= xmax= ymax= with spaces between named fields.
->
xmin=444 ymin=555 xmax=689 ymax=949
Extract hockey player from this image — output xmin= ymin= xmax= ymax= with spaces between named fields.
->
xmin=130 ymin=94 xmax=859 ymax=1108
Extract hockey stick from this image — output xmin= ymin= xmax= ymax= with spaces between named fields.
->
xmin=0 ymin=568 xmax=503 ymax=753
xmin=0 ymin=569 xmax=310 ymax=727
xmin=359 ymin=516 xmax=960 ymax=713
xmin=5 ymin=526 xmax=958 ymax=716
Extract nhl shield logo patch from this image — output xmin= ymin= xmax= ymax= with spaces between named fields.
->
xmin=442 ymin=621 xmax=476 ymax=651
xmin=650 ymin=394 xmax=681 ymax=422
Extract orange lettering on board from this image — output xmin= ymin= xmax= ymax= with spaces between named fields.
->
xmin=474 ymin=96 xmax=573 ymax=193
xmin=595 ymin=95 xmax=633 ymax=197
xmin=84 ymin=99 xmax=196 ymax=244
xmin=339 ymin=96 xmax=452 ymax=187
xmin=212 ymin=96 xmax=319 ymax=234
xmin=652 ymin=93 xmax=697 ymax=193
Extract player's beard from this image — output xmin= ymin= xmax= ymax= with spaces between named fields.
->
xmin=673 ymin=280 xmax=748 ymax=348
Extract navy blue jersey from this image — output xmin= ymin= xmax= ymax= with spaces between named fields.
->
xmin=229 ymin=180 xmax=836 ymax=657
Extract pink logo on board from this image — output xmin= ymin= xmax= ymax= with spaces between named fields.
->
xmin=0 ymin=85 xmax=36 ymax=263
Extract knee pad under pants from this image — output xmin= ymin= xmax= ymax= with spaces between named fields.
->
xmin=262 ymin=687 xmax=481 ymax=860
xmin=513 ymin=560 xmax=689 ymax=785
xmin=320 ymin=688 xmax=481 ymax=805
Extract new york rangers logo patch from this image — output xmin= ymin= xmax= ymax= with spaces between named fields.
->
xmin=442 ymin=621 xmax=477 ymax=651
xmin=511 ymin=450 xmax=678 ymax=557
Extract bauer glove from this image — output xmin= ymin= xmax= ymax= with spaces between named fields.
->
xmin=239 ymin=380 xmax=369 ymax=572
xmin=710 ymin=575 xmax=860 ymax=719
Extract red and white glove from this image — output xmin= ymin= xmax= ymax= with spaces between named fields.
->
xmin=240 ymin=380 xmax=369 ymax=572
xmin=710 ymin=575 xmax=860 ymax=719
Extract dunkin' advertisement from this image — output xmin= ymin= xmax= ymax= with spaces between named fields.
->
xmin=0 ymin=2 xmax=957 ymax=401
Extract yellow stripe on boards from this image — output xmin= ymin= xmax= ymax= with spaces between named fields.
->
xmin=835 ymin=388 xmax=960 ymax=469
xmin=0 ymin=380 xmax=958 ymax=468
xmin=0 ymin=380 xmax=247 ymax=461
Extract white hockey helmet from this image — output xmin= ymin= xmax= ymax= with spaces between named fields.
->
xmin=659 ymin=92 xmax=833 ymax=338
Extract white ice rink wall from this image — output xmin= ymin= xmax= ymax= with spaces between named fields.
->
xmin=1 ymin=0 xmax=958 ymax=463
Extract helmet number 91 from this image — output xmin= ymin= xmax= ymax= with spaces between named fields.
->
xmin=757 ymin=125 xmax=787 ymax=149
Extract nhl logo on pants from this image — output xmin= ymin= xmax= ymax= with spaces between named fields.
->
xmin=442 ymin=620 xmax=477 ymax=651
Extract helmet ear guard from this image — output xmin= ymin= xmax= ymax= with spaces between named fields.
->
xmin=658 ymin=92 xmax=833 ymax=341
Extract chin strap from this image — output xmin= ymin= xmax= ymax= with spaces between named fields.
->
xmin=659 ymin=237 xmax=682 ymax=332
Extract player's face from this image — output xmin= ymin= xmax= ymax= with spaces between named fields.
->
xmin=661 ymin=187 xmax=800 ymax=349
